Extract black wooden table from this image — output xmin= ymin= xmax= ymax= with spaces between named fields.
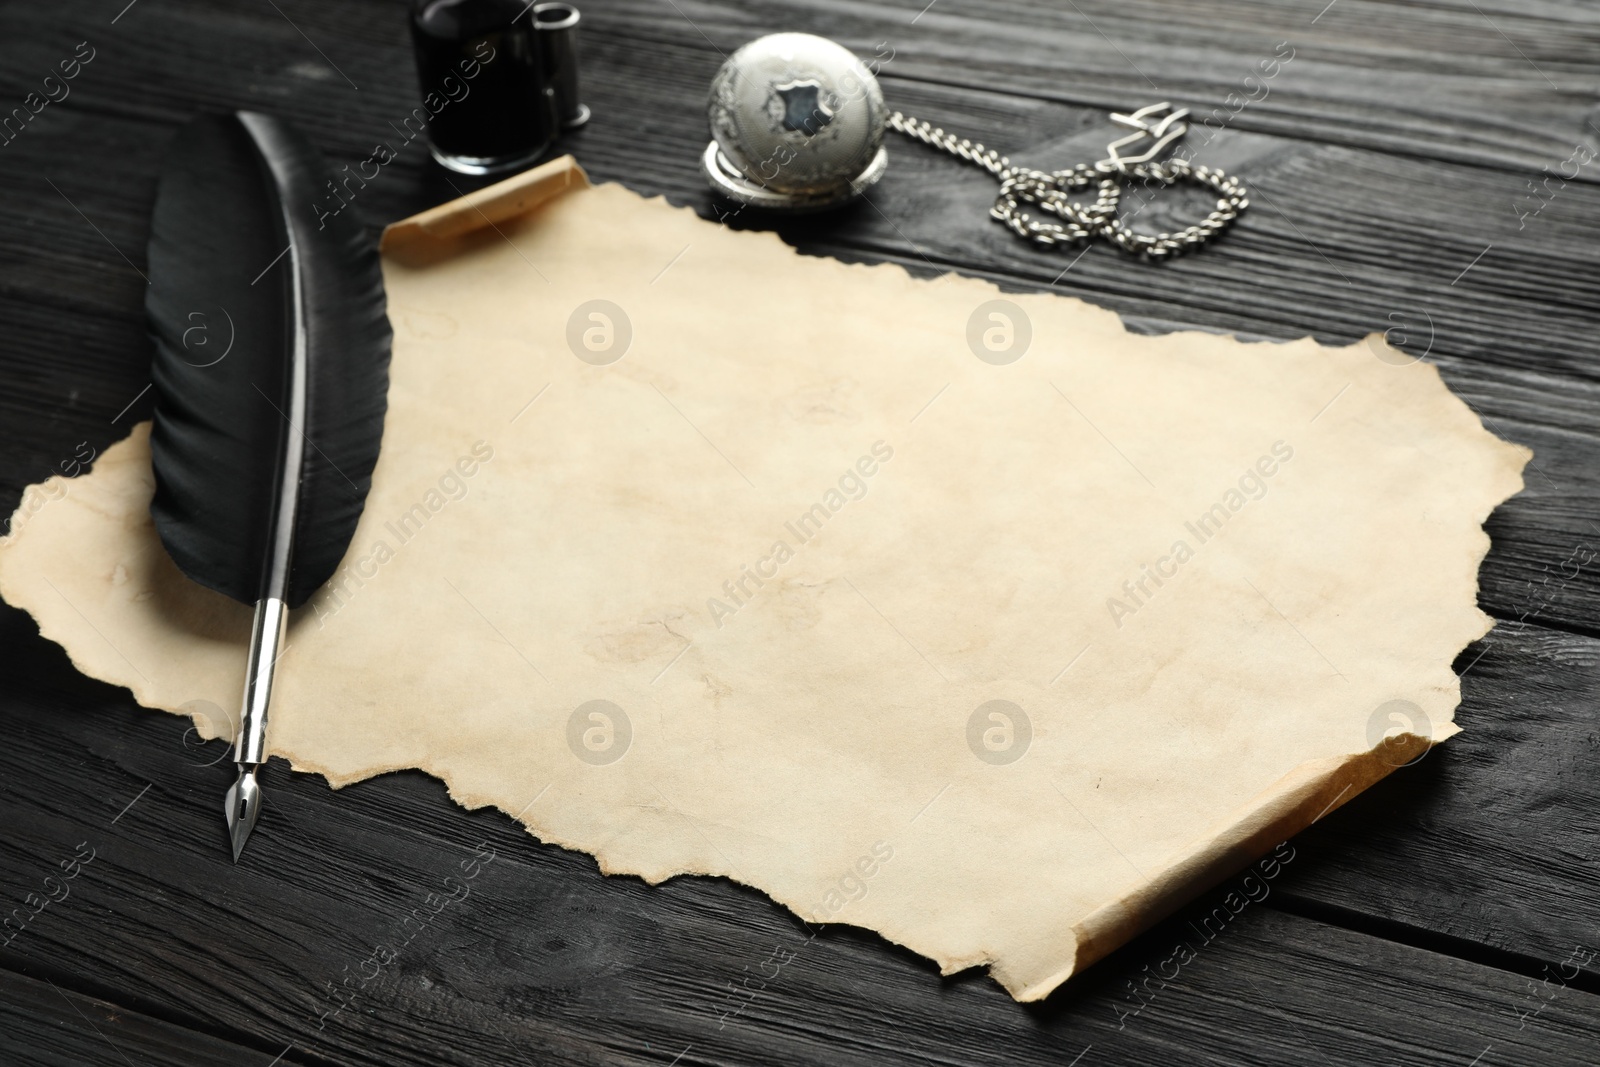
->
xmin=2 ymin=2 xmax=1597 ymax=1064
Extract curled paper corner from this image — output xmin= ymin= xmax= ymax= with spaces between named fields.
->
xmin=1002 ymin=727 xmax=1457 ymax=1003
xmin=380 ymin=154 xmax=591 ymax=265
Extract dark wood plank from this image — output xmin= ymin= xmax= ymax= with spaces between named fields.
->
xmin=8 ymin=0 xmax=1597 ymax=173
xmin=1280 ymin=622 xmax=1600 ymax=979
xmin=598 ymin=0 xmax=1600 ymax=174
xmin=2 ymin=1 xmax=1599 ymax=1063
xmin=3 ymin=612 xmax=1597 ymax=1066
xmin=0 ymin=969 xmax=276 ymax=1067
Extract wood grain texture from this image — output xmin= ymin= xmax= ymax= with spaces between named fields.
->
xmin=2 ymin=605 xmax=1597 ymax=1066
xmin=1280 ymin=623 xmax=1600 ymax=976
xmin=0 ymin=970 xmax=272 ymax=1067
xmin=1 ymin=0 xmax=1598 ymax=1063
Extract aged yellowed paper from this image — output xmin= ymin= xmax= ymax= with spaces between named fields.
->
xmin=0 ymin=157 xmax=1528 ymax=1000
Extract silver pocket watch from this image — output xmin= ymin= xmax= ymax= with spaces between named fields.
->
xmin=702 ymin=32 xmax=1248 ymax=259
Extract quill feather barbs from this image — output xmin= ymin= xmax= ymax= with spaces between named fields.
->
xmin=147 ymin=111 xmax=391 ymax=607
xmin=145 ymin=111 xmax=392 ymax=857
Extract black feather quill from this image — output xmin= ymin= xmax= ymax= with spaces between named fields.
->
xmin=147 ymin=110 xmax=391 ymax=608
xmin=145 ymin=110 xmax=392 ymax=857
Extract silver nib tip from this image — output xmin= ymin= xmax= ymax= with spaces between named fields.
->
xmin=225 ymin=765 xmax=263 ymax=862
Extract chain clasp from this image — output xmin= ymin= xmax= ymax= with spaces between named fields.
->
xmin=1097 ymin=103 xmax=1190 ymax=173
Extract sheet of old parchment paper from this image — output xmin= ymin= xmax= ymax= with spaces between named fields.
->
xmin=0 ymin=156 xmax=1529 ymax=1001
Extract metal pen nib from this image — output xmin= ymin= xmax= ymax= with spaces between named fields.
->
xmin=225 ymin=596 xmax=287 ymax=861
xmin=225 ymin=765 xmax=263 ymax=862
